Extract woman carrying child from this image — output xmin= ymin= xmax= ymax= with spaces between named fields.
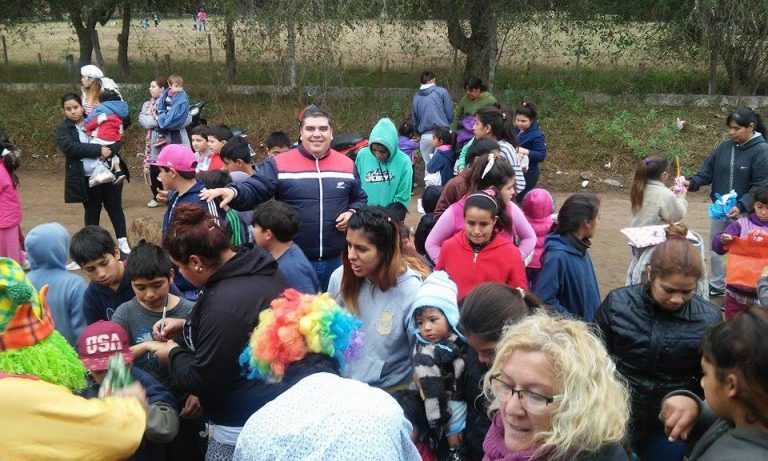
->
xmin=712 ymin=185 xmax=768 ymax=319
xmin=662 ymin=306 xmax=768 ymax=460
xmin=55 ymin=93 xmax=131 ymax=256
xmin=139 ymin=76 xmax=192 ymax=208
xmin=426 ymin=154 xmax=535 ymax=265
xmin=596 ymin=232 xmax=722 ymax=460
xmin=327 ymin=206 xmax=424 ymax=393
xmin=436 ymin=192 xmax=527 ymax=300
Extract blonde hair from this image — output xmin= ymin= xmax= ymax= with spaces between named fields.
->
xmin=168 ymin=74 xmax=184 ymax=86
xmin=482 ymin=312 xmax=629 ymax=460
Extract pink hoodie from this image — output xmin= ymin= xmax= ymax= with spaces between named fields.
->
xmin=521 ymin=188 xmax=555 ymax=269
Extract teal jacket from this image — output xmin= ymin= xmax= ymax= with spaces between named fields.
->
xmin=355 ymin=118 xmax=413 ymax=208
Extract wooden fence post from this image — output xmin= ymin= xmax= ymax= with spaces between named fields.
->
xmin=1 ymin=35 xmax=8 ymax=66
xmin=65 ymin=54 xmax=76 ymax=83
xmin=164 ymin=54 xmax=171 ymax=74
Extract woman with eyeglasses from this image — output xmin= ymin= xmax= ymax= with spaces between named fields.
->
xmin=595 ymin=235 xmax=722 ymax=461
xmin=482 ymin=312 xmax=630 ymax=461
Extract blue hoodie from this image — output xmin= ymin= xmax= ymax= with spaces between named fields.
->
xmin=534 ymin=233 xmax=601 ymax=321
xmin=514 ymin=121 xmax=547 ymax=175
xmin=84 ymin=99 xmax=130 ymax=124
xmin=25 ymin=223 xmax=87 ymax=347
xmin=156 ymin=88 xmax=190 ymax=131
xmin=412 ymin=84 xmax=454 ymax=135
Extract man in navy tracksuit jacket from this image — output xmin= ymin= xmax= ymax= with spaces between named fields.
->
xmin=203 ymin=107 xmax=368 ymax=290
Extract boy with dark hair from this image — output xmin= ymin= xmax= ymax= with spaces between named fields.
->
xmin=71 ymin=225 xmax=131 ymax=324
xmin=199 ymin=124 xmax=232 ymax=173
xmin=109 ymin=241 xmax=208 ymax=459
xmin=252 ymin=200 xmax=320 ymax=294
xmin=190 ymin=125 xmax=214 ymax=171
xmin=153 ymin=144 xmax=225 ymax=300
xmin=264 ymin=131 xmax=291 ymax=157
xmin=220 ymin=136 xmax=255 ymax=176
xmin=199 ymin=170 xmax=249 ymax=246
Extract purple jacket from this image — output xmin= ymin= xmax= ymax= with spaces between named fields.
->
xmin=712 ymin=214 xmax=768 ymax=255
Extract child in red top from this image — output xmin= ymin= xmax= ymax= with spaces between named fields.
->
xmin=436 ymin=191 xmax=527 ymax=300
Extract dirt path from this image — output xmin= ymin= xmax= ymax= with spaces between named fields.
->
xmin=18 ymin=170 xmax=715 ymax=297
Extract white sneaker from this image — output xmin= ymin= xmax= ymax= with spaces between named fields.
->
xmin=65 ymin=261 xmax=80 ymax=271
xmin=147 ymin=199 xmax=159 ymax=208
xmin=117 ymin=237 xmax=131 ymax=255
xmin=417 ymin=199 xmax=425 ymax=215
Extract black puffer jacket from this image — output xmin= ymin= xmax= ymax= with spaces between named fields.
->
xmin=594 ymin=283 xmax=722 ymax=435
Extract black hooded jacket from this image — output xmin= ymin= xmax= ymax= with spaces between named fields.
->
xmin=168 ymin=244 xmax=289 ymax=427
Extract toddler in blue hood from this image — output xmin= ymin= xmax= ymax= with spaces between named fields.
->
xmin=407 ymin=270 xmax=467 ymax=461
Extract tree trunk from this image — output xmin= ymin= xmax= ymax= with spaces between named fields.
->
xmin=224 ymin=15 xmax=236 ymax=85
xmin=92 ymin=29 xmax=105 ymax=69
xmin=69 ymin=7 xmax=94 ymax=67
xmin=117 ymin=2 xmax=132 ymax=80
xmin=445 ymin=0 xmax=496 ymax=82
xmin=707 ymin=47 xmax=717 ymax=95
xmin=286 ymin=15 xmax=297 ymax=88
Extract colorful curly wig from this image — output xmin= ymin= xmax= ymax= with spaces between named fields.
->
xmin=239 ymin=289 xmax=364 ymax=382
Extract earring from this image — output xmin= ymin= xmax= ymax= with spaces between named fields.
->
xmin=196 ymin=267 xmax=203 ymax=272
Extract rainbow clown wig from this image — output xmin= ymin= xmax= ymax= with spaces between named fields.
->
xmin=239 ymin=289 xmax=364 ymax=382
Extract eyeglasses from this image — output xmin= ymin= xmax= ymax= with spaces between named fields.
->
xmin=490 ymin=375 xmax=562 ymax=415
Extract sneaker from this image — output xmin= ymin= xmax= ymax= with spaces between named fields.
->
xmin=117 ymin=237 xmax=131 ymax=256
xmin=417 ymin=198 xmax=425 ymax=215
xmin=147 ymin=199 xmax=159 ymax=208
xmin=708 ymin=285 xmax=725 ymax=297
xmin=65 ymin=261 xmax=80 ymax=271
xmin=113 ymin=170 xmax=126 ymax=186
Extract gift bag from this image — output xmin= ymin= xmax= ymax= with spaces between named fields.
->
xmin=726 ymin=231 xmax=768 ymax=289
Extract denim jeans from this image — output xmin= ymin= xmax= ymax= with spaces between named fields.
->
xmin=311 ymin=257 xmax=342 ymax=292
xmin=632 ymin=432 xmax=687 ymax=461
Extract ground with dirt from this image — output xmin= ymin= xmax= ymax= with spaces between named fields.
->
xmin=17 ymin=168 xmax=715 ymax=299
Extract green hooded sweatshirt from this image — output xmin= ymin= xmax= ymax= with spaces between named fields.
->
xmin=355 ymin=118 xmax=413 ymax=208
xmin=453 ymin=91 xmax=497 ymax=127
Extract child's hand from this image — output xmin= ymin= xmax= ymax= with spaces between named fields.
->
xmin=129 ymin=341 xmax=165 ymax=358
xmin=720 ymin=234 xmax=734 ymax=244
xmin=153 ymin=340 xmax=179 ymax=364
xmin=762 ymin=266 xmax=768 ymax=278
xmin=518 ymin=147 xmax=529 ymax=156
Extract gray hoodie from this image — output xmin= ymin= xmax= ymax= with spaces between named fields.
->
xmin=24 ymin=223 xmax=87 ymax=347
xmin=328 ymin=266 xmax=423 ymax=389
xmin=411 ymin=84 xmax=454 ymax=135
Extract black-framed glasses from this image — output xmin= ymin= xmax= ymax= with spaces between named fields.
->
xmin=490 ymin=375 xmax=562 ymax=415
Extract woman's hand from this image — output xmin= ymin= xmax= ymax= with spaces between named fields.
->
xmin=181 ymin=394 xmax=203 ymax=419
xmin=200 ymin=187 xmax=236 ymax=208
xmin=153 ymin=339 xmax=179 ymax=364
xmin=661 ymin=395 xmax=699 ymax=441
xmin=152 ymin=317 xmax=186 ymax=341
xmin=101 ymin=146 xmax=112 ymax=158
xmin=720 ymin=234 xmax=734 ymax=244
xmin=726 ymin=206 xmax=741 ymax=219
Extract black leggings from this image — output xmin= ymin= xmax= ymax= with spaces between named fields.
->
xmin=83 ymin=180 xmax=127 ymax=238
xmin=148 ymin=164 xmax=163 ymax=198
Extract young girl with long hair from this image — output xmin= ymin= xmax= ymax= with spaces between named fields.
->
xmin=534 ymin=193 xmax=602 ymax=320
xmin=514 ymin=100 xmax=548 ymax=201
xmin=425 ymin=125 xmax=457 ymax=186
xmin=630 ymin=155 xmax=687 ymax=227
xmin=473 ymin=104 xmax=526 ymax=193
xmin=0 ymin=129 xmax=23 ymax=264
xmin=425 ymin=154 xmax=535 ymax=265
xmin=435 ymin=192 xmax=527 ymax=300
xmin=327 ymin=206 xmax=424 ymax=392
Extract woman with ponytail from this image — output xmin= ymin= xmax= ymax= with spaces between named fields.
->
xmin=680 ymin=107 xmax=768 ymax=297
xmin=153 ymin=203 xmax=289 ymax=459
xmin=631 ymin=156 xmax=687 ymax=227
xmin=595 ymin=232 xmax=722 ymax=461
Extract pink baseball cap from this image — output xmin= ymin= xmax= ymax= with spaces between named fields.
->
xmin=78 ymin=321 xmax=134 ymax=371
xmin=151 ymin=144 xmax=198 ymax=172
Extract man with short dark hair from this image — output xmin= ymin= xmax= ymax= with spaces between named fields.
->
xmin=412 ymin=71 xmax=453 ymax=178
xmin=201 ymin=107 xmax=367 ymax=290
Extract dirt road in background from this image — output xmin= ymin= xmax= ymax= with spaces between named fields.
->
xmin=18 ymin=170 xmax=714 ymax=297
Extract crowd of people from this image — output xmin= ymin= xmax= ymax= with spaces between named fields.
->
xmin=0 ymin=65 xmax=767 ymax=461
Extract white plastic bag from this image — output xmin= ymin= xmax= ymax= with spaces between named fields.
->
xmin=89 ymin=161 xmax=115 ymax=187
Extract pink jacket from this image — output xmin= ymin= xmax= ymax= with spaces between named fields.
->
xmin=425 ymin=195 xmax=535 ymax=265
xmin=521 ymin=188 xmax=555 ymax=269
xmin=0 ymin=163 xmax=21 ymax=228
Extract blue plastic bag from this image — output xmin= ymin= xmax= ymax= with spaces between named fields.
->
xmin=708 ymin=190 xmax=738 ymax=220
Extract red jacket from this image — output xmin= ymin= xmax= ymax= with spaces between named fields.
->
xmin=436 ymin=232 xmax=527 ymax=300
